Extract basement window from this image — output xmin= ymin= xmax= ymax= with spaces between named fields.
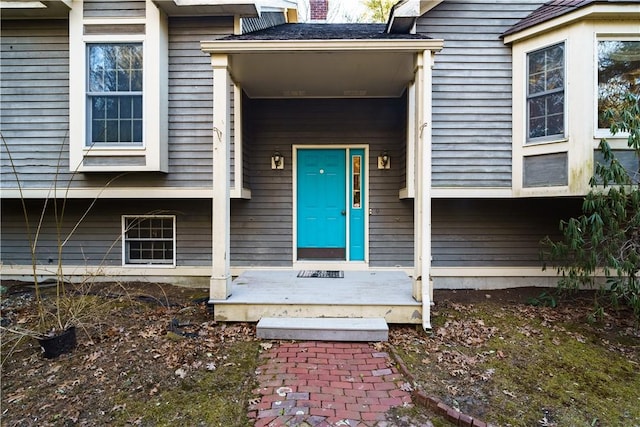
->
xmin=122 ymin=216 xmax=176 ymax=266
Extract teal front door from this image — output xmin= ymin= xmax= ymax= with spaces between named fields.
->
xmin=297 ymin=148 xmax=365 ymax=261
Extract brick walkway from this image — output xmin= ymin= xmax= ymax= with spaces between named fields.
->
xmin=248 ymin=341 xmax=413 ymax=427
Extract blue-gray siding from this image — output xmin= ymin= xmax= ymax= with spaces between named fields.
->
xmin=83 ymin=0 xmax=145 ymax=18
xmin=168 ymin=16 xmax=234 ymax=188
xmin=0 ymin=19 xmax=71 ymax=185
xmin=2 ymin=197 xmax=579 ymax=270
xmin=431 ymin=198 xmax=581 ymax=267
xmin=0 ymin=17 xmax=234 ymax=191
xmin=417 ymin=0 xmax=542 ymax=188
xmin=1 ymin=199 xmax=212 ymax=267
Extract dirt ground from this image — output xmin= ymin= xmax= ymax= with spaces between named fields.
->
xmin=1 ymin=281 xmax=638 ymax=426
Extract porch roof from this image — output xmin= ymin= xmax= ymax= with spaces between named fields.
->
xmin=223 ymin=23 xmax=433 ymax=40
xmin=502 ymin=0 xmax=640 ymax=40
xmin=201 ymin=23 xmax=443 ymax=99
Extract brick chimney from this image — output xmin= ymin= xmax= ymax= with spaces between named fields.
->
xmin=309 ymin=0 xmax=328 ymax=21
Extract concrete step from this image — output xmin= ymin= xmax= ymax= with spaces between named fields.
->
xmin=256 ymin=317 xmax=388 ymax=342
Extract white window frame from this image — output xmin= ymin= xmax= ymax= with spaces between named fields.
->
xmin=526 ymin=41 xmax=567 ymax=144
xmin=122 ymin=215 xmax=176 ymax=267
xmin=595 ymin=35 xmax=640 ymax=138
xmin=69 ymin=0 xmax=168 ymax=173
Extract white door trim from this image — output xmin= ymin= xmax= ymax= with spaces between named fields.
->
xmin=292 ymin=144 xmax=369 ymax=270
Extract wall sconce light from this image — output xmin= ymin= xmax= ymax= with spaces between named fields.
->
xmin=377 ymin=150 xmax=390 ymax=169
xmin=271 ymin=150 xmax=284 ymax=170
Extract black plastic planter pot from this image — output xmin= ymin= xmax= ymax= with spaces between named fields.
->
xmin=38 ymin=326 xmax=77 ymax=359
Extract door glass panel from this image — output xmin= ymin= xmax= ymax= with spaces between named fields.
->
xmin=352 ymin=155 xmax=361 ymax=208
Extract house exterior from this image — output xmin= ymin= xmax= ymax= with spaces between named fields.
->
xmin=1 ymin=0 xmax=638 ymax=328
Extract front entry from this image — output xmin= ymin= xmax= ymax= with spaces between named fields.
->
xmin=296 ymin=148 xmax=365 ymax=261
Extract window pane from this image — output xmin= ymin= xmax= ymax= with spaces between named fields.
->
xmin=528 ymin=50 xmax=546 ymax=75
xmin=529 ymin=72 xmax=545 ymax=94
xmin=529 ymin=97 xmax=546 ymax=119
xmin=529 ymin=117 xmax=546 ymax=139
xmin=547 ymin=113 xmax=564 ymax=136
xmin=91 ymin=97 xmax=105 ymax=118
xmin=120 ymin=97 xmax=132 ymax=118
xmin=92 ymin=120 xmax=105 ymax=143
xmin=117 ymin=69 xmax=130 ymax=91
xmin=133 ymin=96 xmax=142 ymax=118
xmin=105 ymin=120 xmax=119 ymax=142
xmin=598 ymin=40 xmax=640 ymax=129
xmin=88 ymin=45 xmax=106 ymax=92
xmin=131 ymin=69 xmax=143 ymax=92
xmin=546 ymin=44 xmax=564 ymax=70
xmin=120 ymin=120 xmax=132 ymax=141
xmin=132 ymin=120 xmax=143 ymax=142
xmin=546 ymin=69 xmax=564 ymax=91
xmin=548 ymin=93 xmax=564 ymax=115
xmin=105 ymin=98 xmax=118 ymax=119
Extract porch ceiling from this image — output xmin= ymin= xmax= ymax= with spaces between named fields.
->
xmin=202 ymin=39 xmax=443 ymax=99
xmin=0 ymin=0 xmax=71 ymax=18
xmin=229 ymin=50 xmax=416 ymax=98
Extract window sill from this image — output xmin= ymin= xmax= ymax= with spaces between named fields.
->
xmin=524 ymin=137 xmax=568 ymax=147
xmin=122 ymin=263 xmax=177 ymax=268
xmin=594 ymin=129 xmax=631 ymax=140
xmin=76 ymin=146 xmax=167 ymax=172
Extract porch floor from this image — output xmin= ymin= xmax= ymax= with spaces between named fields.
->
xmin=211 ymin=270 xmax=422 ymax=324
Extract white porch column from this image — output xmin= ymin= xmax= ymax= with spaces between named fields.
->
xmin=210 ymin=54 xmax=232 ymax=300
xmin=413 ymin=50 xmax=434 ymax=330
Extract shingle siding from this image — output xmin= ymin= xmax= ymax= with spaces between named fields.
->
xmin=167 ymin=16 xmax=234 ymax=188
xmin=432 ymin=198 xmax=581 ymax=267
xmin=83 ymin=0 xmax=146 ymax=18
xmin=417 ymin=0 xmax=542 ymax=188
xmin=0 ymin=20 xmax=71 ymax=185
xmin=1 ymin=199 xmax=212 ymax=267
xmin=0 ymin=16 xmax=234 ymax=191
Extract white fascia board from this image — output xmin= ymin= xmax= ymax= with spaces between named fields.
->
xmin=257 ymin=0 xmax=296 ymax=12
xmin=430 ymin=188 xmax=513 ymax=198
xmin=0 ymin=1 xmax=46 ymax=8
xmin=503 ymin=4 xmax=640 ymax=44
xmin=394 ymin=0 xmax=420 ymax=18
xmin=1 ymin=188 xmax=214 ymax=199
xmin=419 ymin=0 xmax=443 ymax=15
xmin=201 ymin=39 xmax=444 ymax=53
xmin=0 ymin=0 xmax=72 ymax=10
xmin=174 ymin=0 xmax=252 ymax=5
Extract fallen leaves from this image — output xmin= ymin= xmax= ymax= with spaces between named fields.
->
xmin=435 ymin=318 xmax=499 ymax=348
xmin=1 ymin=282 xmax=258 ymax=426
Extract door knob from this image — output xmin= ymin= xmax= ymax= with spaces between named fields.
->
xmin=341 ymin=210 xmax=346 ymax=215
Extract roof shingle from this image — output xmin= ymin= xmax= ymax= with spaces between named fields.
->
xmin=502 ymin=0 xmax=639 ymax=38
xmin=223 ymin=23 xmax=432 ymax=41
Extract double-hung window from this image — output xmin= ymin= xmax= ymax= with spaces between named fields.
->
xmin=597 ymin=40 xmax=640 ymax=130
xmin=88 ymin=44 xmax=143 ymax=146
xmin=527 ymin=42 xmax=565 ymax=142
xmin=123 ymin=216 xmax=176 ymax=266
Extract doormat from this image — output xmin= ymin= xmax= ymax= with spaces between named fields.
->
xmin=297 ymin=270 xmax=344 ymax=279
